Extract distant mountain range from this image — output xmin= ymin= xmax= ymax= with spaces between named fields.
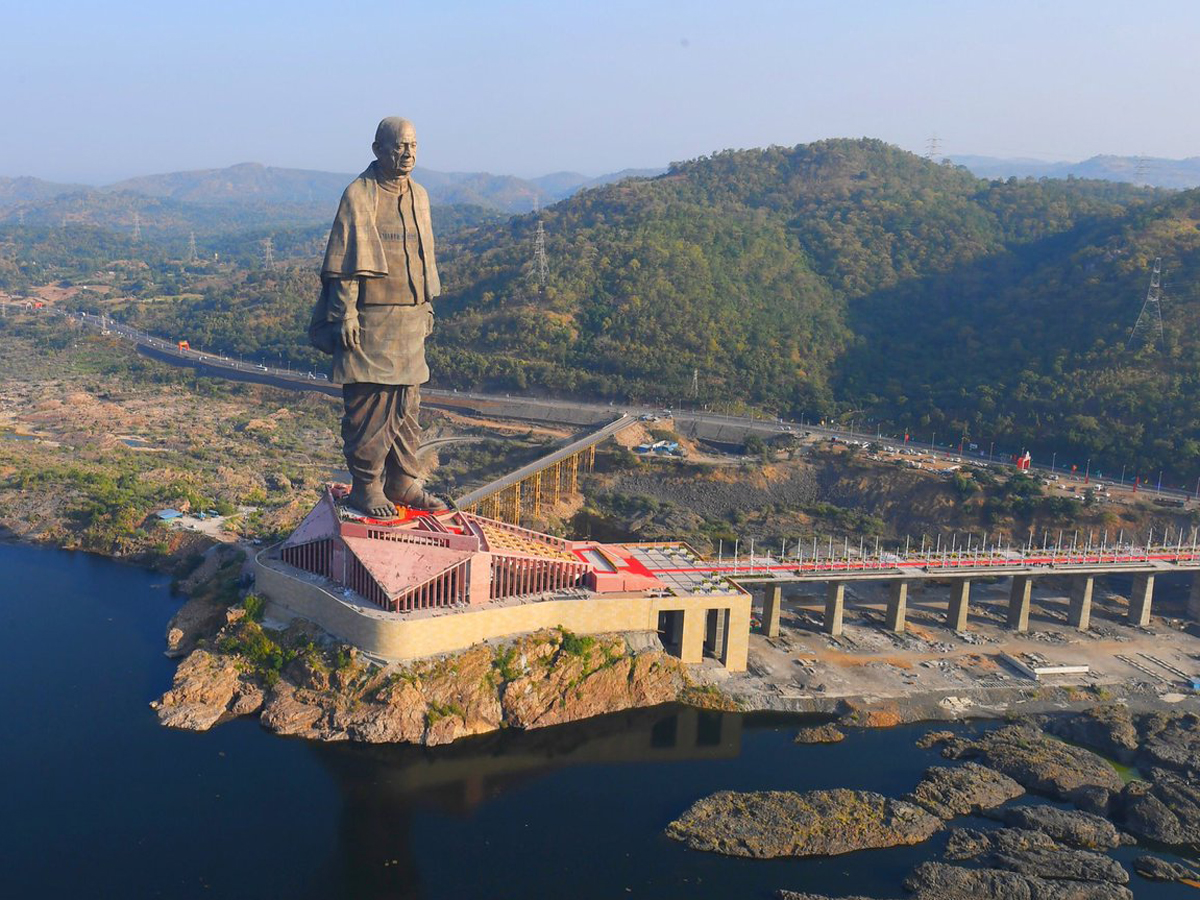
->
xmin=0 ymin=163 xmax=666 ymax=236
xmin=951 ymin=154 xmax=1200 ymax=189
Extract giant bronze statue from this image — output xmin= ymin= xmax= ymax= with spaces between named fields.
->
xmin=310 ymin=117 xmax=447 ymax=517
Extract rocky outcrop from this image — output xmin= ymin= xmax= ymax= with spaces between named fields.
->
xmin=1043 ymin=705 xmax=1140 ymax=765
xmin=794 ymin=724 xmax=845 ymax=744
xmin=665 ymin=789 xmax=941 ymax=858
xmin=151 ymin=649 xmax=263 ymax=730
xmin=1132 ymin=855 xmax=1200 ymax=883
xmin=916 ymin=730 xmax=956 ymax=749
xmin=940 ymin=725 xmax=1123 ymax=802
xmin=944 ymin=825 xmax=1127 ymax=886
xmin=944 ymin=827 xmax=1062 ymax=860
xmin=1137 ymin=711 xmax=1200 ymax=775
xmin=983 ymin=849 xmax=1128 ymax=886
xmin=163 ymin=544 xmax=246 ymax=657
xmin=156 ymin=625 xmax=692 ymax=746
xmin=904 ymin=862 xmax=1133 ymax=900
xmin=987 ymin=805 xmax=1124 ymax=850
xmin=904 ymin=762 xmax=1025 ymax=818
xmin=1111 ymin=767 xmax=1200 ymax=850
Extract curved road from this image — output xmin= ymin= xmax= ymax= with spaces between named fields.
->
xmin=58 ymin=309 xmax=1198 ymax=505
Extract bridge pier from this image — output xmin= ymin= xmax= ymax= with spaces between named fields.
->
xmin=678 ymin=607 xmax=707 ymax=664
xmin=1068 ymin=576 xmax=1094 ymax=631
xmin=1190 ymin=575 xmax=1200 ymax=621
xmin=824 ymin=582 xmax=845 ymax=636
xmin=762 ymin=583 xmax=782 ymax=638
xmin=1007 ymin=575 xmax=1033 ymax=632
xmin=947 ymin=580 xmax=971 ymax=631
xmin=1129 ymin=574 xmax=1155 ymax=626
xmin=885 ymin=581 xmax=909 ymax=633
xmin=723 ymin=601 xmax=751 ymax=672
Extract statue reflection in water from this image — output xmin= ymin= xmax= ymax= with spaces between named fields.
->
xmin=304 ymin=705 xmax=743 ymax=899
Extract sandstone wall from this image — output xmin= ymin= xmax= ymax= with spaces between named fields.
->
xmin=255 ymin=557 xmax=750 ymax=671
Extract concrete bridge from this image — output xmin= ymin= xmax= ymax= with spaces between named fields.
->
xmin=639 ymin=542 xmax=1200 ymax=638
xmin=454 ymin=415 xmax=634 ymax=523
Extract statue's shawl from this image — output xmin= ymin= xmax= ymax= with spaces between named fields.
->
xmin=320 ymin=162 xmax=440 ymax=298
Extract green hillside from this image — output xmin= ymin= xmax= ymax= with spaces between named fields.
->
xmin=20 ymin=138 xmax=1200 ymax=480
xmin=432 ymin=139 xmax=1200 ymax=477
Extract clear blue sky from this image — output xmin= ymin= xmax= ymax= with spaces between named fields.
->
xmin=3 ymin=0 xmax=1198 ymax=183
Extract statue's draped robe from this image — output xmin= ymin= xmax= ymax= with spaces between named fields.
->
xmin=320 ymin=163 xmax=440 ymax=486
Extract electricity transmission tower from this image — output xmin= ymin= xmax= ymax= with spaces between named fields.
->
xmin=533 ymin=219 xmax=548 ymax=295
xmin=187 ymin=232 xmax=197 ymax=263
xmin=925 ymin=135 xmax=941 ymax=161
xmin=262 ymin=237 xmax=274 ymax=269
xmin=1128 ymin=257 xmax=1165 ymax=351
xmin=132 ymin=212 xmax=141 ymax=242
xmin=1134 ymin=155 xmax=1150 ymax=186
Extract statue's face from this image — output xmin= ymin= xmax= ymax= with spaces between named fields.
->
xmin=373 ymin=124 xmax=418 ymax=179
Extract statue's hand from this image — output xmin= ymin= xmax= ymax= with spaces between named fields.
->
xmin=340 ymin=316 xmax=361 ymax=350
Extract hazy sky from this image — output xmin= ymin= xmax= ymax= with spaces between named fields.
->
xmin=3 ymin=0 xmax=1198 ymax=183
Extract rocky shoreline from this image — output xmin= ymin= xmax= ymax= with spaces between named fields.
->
xmin=672 ymin=705 xmax=1200 ymax=899
xmin=149 ymin=556 xmax=1200 ymax=897
xmin=152 ymin=596 xmax=710 ymax=745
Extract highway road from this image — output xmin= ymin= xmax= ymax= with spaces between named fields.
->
xmin=55 ymin=308 xmax=1199 ymax=505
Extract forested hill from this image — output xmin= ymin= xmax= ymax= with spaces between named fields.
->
xmin=430 ymin=139 xmax=1200 ymax=476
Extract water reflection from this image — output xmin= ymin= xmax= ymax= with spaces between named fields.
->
xmin=314 ymin=704 xmax=742 ymax=816
xmin=304 ymin=705 xmax=742 ymax=899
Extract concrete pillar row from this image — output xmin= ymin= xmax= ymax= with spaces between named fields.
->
xmin=824 ymin=582 xmax=845 ymax=637
xmin=1129 ymin=574 xmax=1155 ymax=627
xmin=1008 ymin=575 xmax=1033 ymax=632
xmin=947 ymin=580 xmax=971 ymax=631
xmin=1068 ymin=576 xmax=1094 ymax=631
xmin=762 ymin=583 xmax=783 ymax=638
xmin=885 ymin=581 xmax=909 ymax=633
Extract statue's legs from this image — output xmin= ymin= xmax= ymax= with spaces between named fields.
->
xmin=342 ymin=383 xmax=410 ymax=517
xmin=342 ymin=383 xmax=444 ymax=515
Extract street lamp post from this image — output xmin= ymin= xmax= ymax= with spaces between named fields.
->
xmin=1051 ymin=452 xmax=1056 ymax=472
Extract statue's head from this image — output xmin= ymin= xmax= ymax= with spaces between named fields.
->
xmin=373 ymin=117 xmax=417 ymax=179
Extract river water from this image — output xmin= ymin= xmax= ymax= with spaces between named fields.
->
xmin=1 ymin=542 xmax=1195 ymax=899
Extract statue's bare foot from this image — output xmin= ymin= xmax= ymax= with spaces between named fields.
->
xmin=386 ymin=476 xmax=449 ymax=513
xmin=347 ymin=482 xmax=397 ymax=519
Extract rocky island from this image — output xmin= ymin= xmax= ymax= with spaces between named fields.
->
xmin=152 ymin=601 xmax=710 ymax=745
xmin=672 ymin=703 xmax=1200 ymax=899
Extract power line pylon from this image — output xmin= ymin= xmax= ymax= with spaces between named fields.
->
xmin=262 ymin=237 xmax=274 ymax=269
xmin=1134 ymin=155 xmax=1149 ymax=186
xmin=533 ymin=219 xmax=548 ymax=295
xmin=1128 ymin=257 xmax=1165 ymax=351
xmin=132 ymin=212 xmax=141 ymax=242
xmin=187 ymin=232 xmax=197 ymax=264
xmin=925 ymin=135 xmax=941 ymax=161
